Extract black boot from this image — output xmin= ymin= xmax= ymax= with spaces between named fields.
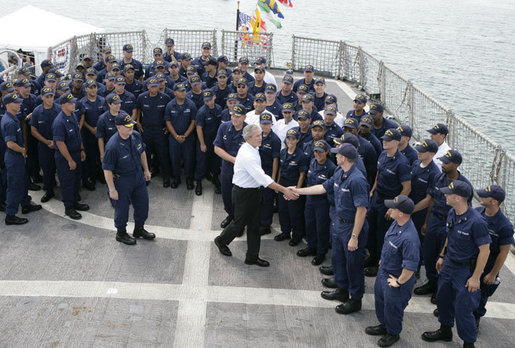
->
xmin=163 ymin=177 xmax=171 ymax=188
xmin=311 ymin=254 xmax=325 ymax=265
xmin=41 ymin=190 xmax=55 ymax=203
xmin=133 ymin=225 xmax=155 ymax=240
xmin=321 ymin=277 xmax=337 ymax=288
xmin=116 ymin=230 xmax=136 ymax=245
xmin=414 ymin=281 xmax=437 ymax=295
xmin=65 ymin=207 xmax=82 ymax=220
xmin=297 ymin=247 xmax=316 ymax=257
xmin=463 ymin=342 xmax=475 ymax=348
xmin=421 ymin=325 xmax=453 ymax=342
xmin=74 ymin=202 xmax=90 ymax=211
xmin=186 ymin=178 xmax=194 ymax=190
xmin=213 ymin=177 xmax=221 ymax=194
xmin=220 ymin=215 xmax=233 ymax=229
xmin=5 ymin=215 xmax=28 ymax=225
xmin=259 ymin=225 xmax=271 ymax=235
xmin=365 ymin=324 xmax=387 ymax=336
xmin=195 ymin=180 xmax=202 ymax=196
xmin=321 ymin=288 xmax=349 ymax=302
xmin=378 ymin=333 xmax=400 ymax=347
xmin=21 ymin=202 xmax=42 ymax=214
xmin=335 ymin=298 xmax=362 ymax=314
xmin=319 ymin=265 xmax=334 ymax=276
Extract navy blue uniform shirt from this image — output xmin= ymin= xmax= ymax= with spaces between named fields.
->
xmin=164 ymin=98 xmax=197 ymax=134
xmin=52 ymin=111 xmax=82 ymax=153
xmin=476 ymin=206 xmax=514 ymax=268
xmin=292 ymin=126 xmax=313 ymax=150
xmin=323 ymin=123 xmax=343 ymax=147
xmin=409 ymin=159 xmax=440 ymax=204
xmin=376 ymin=150 xmax=411 ymax=198
xmin=1 ymin=112 xmax=24 ymax=155
xmin=212 ymin=84 xmax=234 ymax=109
xmin=279 ymin=147 xmax=308 ymax=186
xmin=196 ymin=104 xmax=222 ymax=138
xmin=428 ymin=172 xmax=473 ymax=216
xmin=380 ymin=220 xmax=420 ymax=277
xmin=125 ymin=79 xmax=144 ymax=99
xmin=79 ymin=96 xmax=106 ymax=127
xmin=102 ymin=131 xmax=146 ymax=175
xmin=213 ymin=121 xmax=247 ymax=164
xmin=119 ymin=58 xmax=144 ymax=80
xmin=30 ymin=103 xmax=61 ymax=140
xmin=372 ymin=118 xmax=398 ymax=139
xmin=346 ymin=110 xmax=369 ymax=123
xmin=96 ymin=110 xmax=126 ymax=143
xmin=307 ymin=158 xmax=336 ymax=198
xmin=293 ymin=78 xmax=315 ymax=93
xmin=401 ymin=144 xmax=418 ymax=166
xmin=259 ymin=130 xmax=281 ymax=174
xmin=186 ymin=91 xmax=204 ymax=111
xmin=136 ymin=91 xmax=171 ymax=127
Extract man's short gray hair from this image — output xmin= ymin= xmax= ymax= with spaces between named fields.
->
xmin=243 ymin=124 xmax=260 ymax=140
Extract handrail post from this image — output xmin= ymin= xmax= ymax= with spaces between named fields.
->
xmin=379 ymin=61 xmax=386 ymax=106
xmin=142 ymin=29 xmax=148 ymax=64
xmin=358 ymin=46 xmax=364 ymax=89
xmin=446 ymin=110 xmax=455 ymax=148
xmin=337 ymin=41 xmax=344 ymax=80
xmin=291 ymin=34 xmax=296 ymax=71
xmin=407 ymin=81 xmax=414 ymax=129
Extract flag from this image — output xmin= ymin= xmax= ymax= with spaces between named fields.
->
xmin=277 ymin=0 xmax=294 ymax=8
xmin=258 ymin=0 xmax=284 ymax=19
xmin=258 ymin=1 xmax=283 ymax=29
xmin=250 ymin=8 xmax=262 ymax=43
xmin=238 ymin=11 xmax=252 ymax=31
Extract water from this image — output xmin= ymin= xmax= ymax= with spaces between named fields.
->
xmin=1 ymin=0 xmax=514 ymax=151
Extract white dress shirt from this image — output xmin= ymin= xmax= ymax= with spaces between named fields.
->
xmin=250 ymin=70 xmax=277 ymax=88
xmin=272 ymin=118 xmax=299 ymax=149
xmin=246 ymin=110 xmax=277 ymax=128
xmin=232 ymin=142 xmax=274 ymax=188
xmin=433 ymin=141 xmax=451 ymax=172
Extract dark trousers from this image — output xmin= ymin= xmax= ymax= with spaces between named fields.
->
xmin=220 ymin=162 xmax=234 ymax=215
xmin=5 ymin=153 xmax=30 ymax=215
xmin=113 ymin=170 xmax=149 ymax=230
xmin=217 ymin=185 xmax=262 ymax=261
xmin=82 ymin=131 xmax=100 ymax=182
xmin=38 ymin=144 xmax=56 ymax=191
xmin=26 ymin=131 xmax=40 ymax=181
xmin=194 ymin=137 xmax=220 ymax=181
xmin=55 ymin=151 xmax=81 ymax=208
xmin=142 ymin=127 xmax=170 ymax=178
xmin=423 ymin=213 xmax=447 ymax=284
xmin=169 ymin=135 xmax=195 ymax=178
xmin=305 ymin=196 xmax=330 ymax=254
xmin=367 ymin=192 xmax=394 ymax=263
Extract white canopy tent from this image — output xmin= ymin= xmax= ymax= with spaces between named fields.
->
xmin=0 ymin=5 xmax=103 ymax=75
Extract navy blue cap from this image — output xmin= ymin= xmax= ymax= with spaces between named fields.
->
xmin=343 ymin=118 xmax=358 ymax=129
xmin=232 ymin=104 xmax=246 ymax=116
xmin=381 ymin=128 xmax=402 ymax=141
xmin=354 ymin=94 xmax=367 ymax=104
xmin=314 ymin=77 xmax=326 ymax=85
xmin=85 ymin=79 xmax=97 ymax=88
xmin=2 ymin=92 xmax=23 ymax=105
xmin=282 ymin=103 xmax=294 ymax=112
xmin=41 ymin=86 xmax=54 ymax=97
xmin=438 ymin=149 xmax=462 ymax=165
xmin=259 ymin=112 xmax=274 ymax=124
xmin=301 ymin=94 xmax=314 ymax=103
xmin=227 ymin=93 xmax=238 ymax=102
xmin=45 ymin=73 xmax=57 ymax=82
xmin=41 ymin=59 xmax=53 ymax=68
xmin=313 ymin=140 xmax=330 ymax=152
xmin=155 ymin=60 xmax=165 ymax=68
xmin=202 ymin=41 xmax=212 ymax=49
xmin=325 ymin=94 xmax=337 ymax=105
xmin=165 ymin=38 xmax=175 ymax=47
xmin=155 ymin=72 xmax=166 ymax=82
xmin=427 ymin=123 xmax=449 ymax=135
xmin=304 ymin=64 xmax=314 ymax=72
xmin=369 ymin=103 xmax=384 ymax=114
xmin=123 ymin=44 xmax=134 ymax=52
xmin=0 ymin=81 xmax=15 ymax=93
xmin=205 ymin=57 xmax=217 ymax=66
xmin=359 ymin=116 xmax=373 ymax=128
xmin=174 ymin=82 xmax=186 ymax=91
xmin=111 ymin=63 xmax=121 ymax=71
xmin=82 ymin=54 xmax=92 ymax=61
xmin=312 ymin=120 xmax=325 ymax=129
xmin=254 ymin=66 xmax=265 ymax=73
xmin=232 ymin=67 xmax=241 ymax=73
xmin=114 ymin=76 xmax=126 ymax=85
xmin=237 ymin=78 xmax=248 ymax=87
xmin=217 ymin=55 xmax=229 ymax=63
xmin=190 ymin=75 xmax=201 ymax=85
xmin=335 ymin=133 xmax=359 ymax=148
xmin=254 ymin=93 xmax=266 ymax=102
xmin=203 ymin=90 xmax=214 ymax=101
xmin=106 ymin=93 xmax=122 ymax=105
xmin=57 ymin=81 xmax=70 ymax=91
xmin=102 ymin=47 xmax=112 ymax=54
xmin=115 ymin=113 xmax=136 ymax=127
xmin=282 ymin=75 xmax=294 ymax=84
xmin=477 ymin=185 xmax=505 ymax=203
xmin=330 ymin=143 xmax=358 ymax=159
xmin=105 ymin=72 xmax=117 ymax=81
xmin=17 ymin=67 xmax=30 ymax=76
xmin=440 ymin=180 xmax=472 ymax=198
xmin=169 ymin=61 xmax=179 ymax=67
xmin=324 ymin=105 xmax=337 ymax=116
xmin=123 ymin=64 xmax=135 ymax=72
xmin=105 ymin=55 xmax=117 ymax=63
xmin=286 ymin=128 xmax=300 ymax=139
xmin=14 ymin=78 xmax=31 ymax=88
xmin=85 ymin=67 xmax=97 ymax=75
xmin=72 ymin=73 xmax=84 ymax=82
xmin=217 ymin=69 xmax=228 ymax=77
xmin=239 ymin=57 xmax=249 ymax=64
xmin=265 ymin=84 xmax=276 ymax=93
xmin=255 ymin=56 xmax=267 ymax=65
xmin=384 ymin=195 xmax=415 ymax=214
xmin=153 ymin=47 xmax=163 ymax=55
xmin=297 ymin=84 xmax=309 ymax=94
xmin=415 ymin=139 xmax=438 ymax=153
xmin=59 ymin=92 xmax=77 ymax=105
xmin=397 ymin=125 xmax=413 ymax=137
xmin=297 ymin=110 xmax=311 ymax=119
xmin=146 ymin=77 xmax=159 ymax=87
xmin=186 ymin=66 xmax=197 ymax=74
xmin=181 ymin=52 xmax=192 ymax=60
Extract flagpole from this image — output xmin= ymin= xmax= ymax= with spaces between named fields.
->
xmin=234 ymin=0 xmax=240 ymax=62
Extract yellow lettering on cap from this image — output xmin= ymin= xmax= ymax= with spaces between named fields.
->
xmin=262 ymin=114 xmax=271 ymax=119
xmin=124 ymin=115 xmax=132 ymax=122
xmin=386 ymin=130 xmax=393 ymax=136
xmin=486 ymin=186 xmax=491 ymax=192
xmin=449 ymin=182 xmax=454 ymax=189
xmin=394 ymin=197 xmax=399 ymax=203
xmin=445 ymin=151 xmax=452 ymax=158
xmin=422 ymin=141 xmax=428 ymax=147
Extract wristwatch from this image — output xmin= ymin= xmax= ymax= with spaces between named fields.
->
xmin=351 ymin=234 xmax=357 ymax=238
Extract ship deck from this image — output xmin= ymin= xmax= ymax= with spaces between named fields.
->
xmin=0 ymin=73 xmax=514 ymax=348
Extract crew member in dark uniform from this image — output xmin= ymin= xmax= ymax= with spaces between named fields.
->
xmin=397 ymin=125 xmax=417 ymax=165
xmin=346 ymin=94 xmax=368 ymax=122
xmin=293 ymin=64 xmax=315 ymax=93
xmin=370 ymin=103 xmax=398 ymax=139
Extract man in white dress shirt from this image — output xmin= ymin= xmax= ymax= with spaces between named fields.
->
xmin=245 ymin=93 xmax=276 ymax=127
xmin=273 ymin=103 xmax=298 ymax=148
xmin=214 ymin=124 xmax=298 ymax=267
xmin=251 ymin=56 xmax=277 ymax=88
xmin=426 ymin=123 xmax=451 ymax=171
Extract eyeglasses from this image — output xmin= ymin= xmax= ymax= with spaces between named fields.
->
xmin=237 ymin=85 xmax=246 ymax=89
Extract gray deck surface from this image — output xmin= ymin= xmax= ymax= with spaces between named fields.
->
xmin=0 ymin=73 xmax=514 ymax=347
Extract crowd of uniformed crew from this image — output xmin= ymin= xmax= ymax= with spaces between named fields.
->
xmin=0 ymin=37 xmax=513 ymax=348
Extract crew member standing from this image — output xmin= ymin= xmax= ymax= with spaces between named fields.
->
xmin=103 ymin=113 xmax=154 ymax=245
xmin=214 ymin=124 xmax=298 ymax=266
xmin=365 ymin=195 xmax=420 ymax=347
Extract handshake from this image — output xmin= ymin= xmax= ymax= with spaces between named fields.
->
xmin=283 ymin=186 xmax=301 ymax=200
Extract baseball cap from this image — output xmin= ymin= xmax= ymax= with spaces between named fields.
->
xmin=427 ymin=123 xmax=449 ymax=135
xmin=165 ymin=38 xmax=175 ymax=47
xmin=476 ymin=185 xmax=505 ymax=203
xmin=254 ymin=93 xmax=266 ymax=102
xmin=114 ymin=76 xmax=126 ymax=85
xmin=255 ymin=57 xmax=267 ymax=65
xmin=384 ymin=195 xmax=415 ymax=214
xmin=181 ymin=52 xmax=192 ymax=60
xmin=146 ymin=77 xmax=159 ymax=87
xmin=337 ymin=133 xmax=359 ymax=149
xmin=106 ymin=93 xmax=122 ymax=105
xmin=324 ymin=105 xmax=337 ymax=116
xmin=86 ymin=67 xmax=97 ymax=76
xmin=343 ymin=118 xmax=359 ymax=129
xmin=105 ymin=72 xmax=117 ymax=81
xmin=41 ymin=86 xmax=54 ymax=97
xmin=312 ymin=120 xmax=325 ymax=129
xmin=123 ymin=44 xmax=134 ymax=52
xmin=203 ymin=90 xmax=214 ymax=101
xmin=369 ymin=103 xmax=384 ymax=114
xmin=205 ymin=57 xmax=217 ymax=66
xmin=325 ymin=95 xmax=337 ymax=105
xmin=155 ymin=72 xmax=166 ymax=82
xmin=297 ymin=84 xmax=309 ymax=94
xmin=217 ymin=69 xmax=228 ymax=77
xmin=439 ymin=180 xmax=472 ymax=198
xmin=304 ymin=64 xmax=314 ymax=72
xmin=301 ymin=94 xmax=314 ymax=103
xmin=397 ymin=125 xmax=413 ymax=137
xmin=282 ymin=103 xmax=294 ymax=113
xmin=265 ymin=84 xmax=277 ymax=93
xmin=282 ymin=75 xmax=294 ymax=84
xmin=286 ymin=128 xmax=300 ymax=139
xmin=111 ymin=63 xmax=121 ymax=71
xmin=237 ymin=78 xmax=248 ymax=87
xmin=239 ymin=57 xmax=249 ymax=64
xmin=155 ymin=60 xmax=165 ymax=68
xmin=123 ymin=64 xmax=135 ymax=72
xmin=313 ymin=140 xmax=330 ymax=152
xmin=57 ymin=81 xmax=70 ymax=92
xmin=186 ymin=66 xmax=197 ymax=75
xmin=297 ymin=110 xmax=311 ymax=120
xmin=201 ymin=41 xmax=212 ymax=49
xmin=438 ymin=149 xmax=462 ymax=165
xmin=330 ymin=143 xmax=358 ymax=159
xmin=102 ymin=46 xmax=112 ymax=54
xmin=173 ymin=82 xmax=186 ymax=91
xmin=381 ymin=128 xmax=402 ymax=141
xmin=153 ymin=47 xmax=163 ymax=55
xmin=2 ymin=92 xmax=23 ymax=105
xmin=0 ymin=81 xmax=15 ymax=93
xmin=259 ymin=112 xmax=273 ymax=124
xmin=354 ymin=94 xmax=367 ymax=104
xmin=14 ymin=78 xmax=31 ymax=88
xmin=59 ymin=92 xmax=77 ymax=105
xmin=115 ymin=113 xmax=136 ymax=127
xmin=254 ymin=66 xmax=265 ymax=73
xmin=314 ymin=77 xmax=326 ymax=85
xmin=359 ymin=116 xmax=373 ymax=128
xmin=415 ymin=139 xmax=438 ymax=153
xmin=232 ymin=104 xmax=245 ymax=117
xmin=72 ymin=73 xmax=84 ymax=82
xmin=85 ymin=79 xmax=97 ymax=89
xmin=217 ymin=55 xmax=229 ymax=63
xmin=190 ymin=75 xmax=202 ymax=86
xmin=45 ymin=73 xmax=57 ymax=82
xmin=41 ymin=59 xmax=53 ymax=68
xmin=105 ymin=55 xmax=117 ymax=63
xmin=227 ymin=93 xmax=238 ymax=102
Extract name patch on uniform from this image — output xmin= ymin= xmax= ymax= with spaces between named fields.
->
xmin=388 ymin=241 xmax=398 ymax=249
xmin=386 ymin=169 xmax=396 ymax=175
xmin=457 ymin=230 xmax=469 ymax=236
xmin=418 ymin=178 xmax=428 ymax=183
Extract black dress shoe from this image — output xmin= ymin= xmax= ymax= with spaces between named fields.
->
xmin=28 ymin=182 xmax=41 ymax=191
xmin=335 ymin=298 xmax=362 ymax=314
xmin=116 ymin=230 xmax=136 ymax=245
xmin=365 ymin=324 xmax=387 ymax=336
xmin=214 ymin=236 xmax=232 ymax=256
xmin=220 ymin=215 xmax=233 ymax=229
xmin=163 ymin=177 xmax=170 ymax=188
xmin=74 ymin=202 xmax=90 ymax=211
xmin=431 ymin=291 xmax=437 ymax=304
xmin=259 ymin=225 xmax=271 ymax=235
xmin=236 ymin=227 xmax=245 ymax=237
xmin=41 ymin=190 xmax=54 ymax=203
xmin=312 ymin=254 xmax=325 ymax=265
xmin=421 ymin=326 xmax=453 ymax=342
xmin=364 ymin=265 xmax=378 ymax=277
xmin=319 ymin=265 xmax=334 ymax=276
xmin=21 ymin=202 xmax=42 ymax=214
xmin=289 ymin=237 xmax=301 ymax=246
xmin=170 ymin=177 xmax=179 ymax=189
xmin=463 ymin=342 xmax=475 ymax=348
xmin=364 ymin=256 xmax=377 ymax=268
xmin=414 ymin=281 xmax=437 ymax=296
xmin=82 ymin=180 xmax=95 ymax=191
xmin=186 ymin=178 xmax=194 ymax=190
xmin=433 ymin=308 xmax=438 ymax=317
xmin=5 ymin=215 xmax=28 ymax=225
xmin=321 ymin=288 xmax=349 ymax=302
xmin=65 ymin=207 xmax=82 ymax=220
xmin=133 ymin=225 xmax=156 ymax=240
xmin=297 ymin=247 xmax=316 ymax=257
xmin=321 ymin=277 xmax=337 ymax=288
xmin=274 ymin=232 xmax=290 ymax=241
xmin=244 ymin=257 xmax=270 ymax=267
xmin=378 ymin=333 xmax=400 ymax=347
xmin=195 ymin=180 xmax=202 ymax=195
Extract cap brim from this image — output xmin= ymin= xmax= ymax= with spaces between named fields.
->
xmin=437 ymin=156 xmax=451 ymax=163
xmin=282 ymin=109 xmax=294 ymax=113
xmin=476 ymin=189 xmax=489 ymax=198
xmin=148 ymin=83 xmax=159 ymax=87
xmin=313 ymin=146 xmax=326 ymax=152
xmin=203 ymin=97 xmax=214 ymax=101
xmin=384 ymin=199 xmax=396 ymax=209
xmin=330 ymin=147 xmax=340 ymax=154
xmin=123 ymin=121 xmax=136 ymax=128
xmin=260 ymin=120 xmax=272 ymax=124
xmin=359 ymin=122 xmax=371 ymax=127
xmin=439 ymin=187 xmax=453 ymax=194
xmin=415 ymin=144 xmax=427 ymax=152
xmin=381 ymin=135 xmax=393 ymax=141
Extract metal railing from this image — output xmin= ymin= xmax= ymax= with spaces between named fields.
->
xmin=43 ymin=30 xmax=515 ymax=222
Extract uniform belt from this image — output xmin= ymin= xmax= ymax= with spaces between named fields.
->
xmin=143 ymin=125 xmax=164 ymax=130
xmin=449 ymin=258 xmax=471 ymax=267
xmin=432 ymin=212 xmax=447 ymax=221
xmin=376 ymin=191 xmax=395 ymax=199
xmin=339 ymin=218 xmax=354 ymax=224
xmin=234 ymin=184 xmax=260 ymax=191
